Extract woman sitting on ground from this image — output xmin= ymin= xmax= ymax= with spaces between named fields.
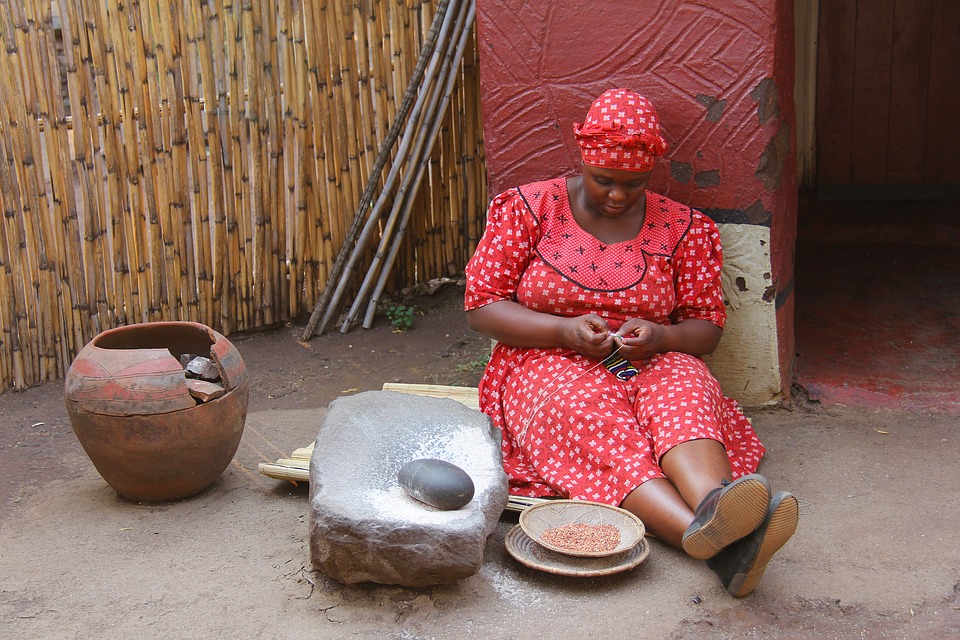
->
xmin=465 ymin=88 xmax=798 ymax=597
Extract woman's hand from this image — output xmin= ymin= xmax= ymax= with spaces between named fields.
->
xmin=613 ymin=318 xmax=666 ymax=361
xmin=559 ymin=314 xmax=616 ymax=359
xmin=613 ymin=317 xmax=723 ymax=360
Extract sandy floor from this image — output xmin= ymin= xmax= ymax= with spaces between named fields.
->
xmin=2 ymin=284 xmax=959 ymax=639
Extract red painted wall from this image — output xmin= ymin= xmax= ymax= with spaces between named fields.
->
xmin=475 ymin=0 xmax=798 ymax=396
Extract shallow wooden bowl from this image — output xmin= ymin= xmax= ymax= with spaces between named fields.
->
xmin=518 ymin=499 xmax=645 ymax=558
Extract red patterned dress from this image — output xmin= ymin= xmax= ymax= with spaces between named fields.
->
xmin=464 ymin=178 xmax=765 ymax=504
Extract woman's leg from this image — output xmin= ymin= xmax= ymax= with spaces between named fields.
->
xmin=659 ymin=438 xmax=733 ymax=509
xmin=619 ymin=439 xmax=732 ymax=548
xmin=620 ymin=479 xmax=692 ymax=549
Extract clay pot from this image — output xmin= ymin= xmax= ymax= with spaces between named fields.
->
xmin=65 ymin=322 xmax=248 ymax=501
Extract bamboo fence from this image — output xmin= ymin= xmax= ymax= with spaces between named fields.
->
xmin=0 ymin=0 xmax=487 ymax=391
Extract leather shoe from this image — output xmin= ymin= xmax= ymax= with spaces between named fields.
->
xmin=681 ymin=474 xmax=771 ymax=560
xmin=706 ymin=490 xmax=799 ymax=597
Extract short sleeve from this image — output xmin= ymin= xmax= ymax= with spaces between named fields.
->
xmin=670 ymin=212 xmax=727 ymax=327
xmin=464 ymin=189 xmax=540 ymax=311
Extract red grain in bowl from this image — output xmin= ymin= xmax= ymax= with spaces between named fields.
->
xmin=540 ymin=522 xmax=621 ymax=553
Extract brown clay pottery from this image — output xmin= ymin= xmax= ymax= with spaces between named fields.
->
xmin=65 ymin=322 xmax=249 ymax=501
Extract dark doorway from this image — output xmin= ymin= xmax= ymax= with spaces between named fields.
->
xmin=793 ymin=1 xmax=960 ymax=410
xmin=815 ymin=0 xmax=960 ymax=199
xmin=794 ymin=199 xmax=960 ymax=410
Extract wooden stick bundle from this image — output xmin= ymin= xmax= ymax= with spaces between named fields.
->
xmin=300 ymin=0 xmax=452 ymax=339
xmin=338 ymin=0 xmax=468 ymax=333
xmin=358 ymin=0 xmax=476 ymax=330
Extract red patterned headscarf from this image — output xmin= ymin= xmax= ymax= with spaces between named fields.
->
xmin=574 ymin=89 xmax=667 ymax=172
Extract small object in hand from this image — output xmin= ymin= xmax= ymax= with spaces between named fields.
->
xmin=602 ymin=348 xmax=638 ymax=381
xmin=397 ymin=458 xmax=475 ymax=510
xmin=541 ymin=522 xmax=621 ymax=554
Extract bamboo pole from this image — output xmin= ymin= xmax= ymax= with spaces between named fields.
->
xmin=300 ymin=0 xmax=324 ymax=308
xmin=0 ymin=198 xmax=11 ymax=385
xmin=284 ymin=0 xmax=311 ymax=318
xmin=352 ymin=2 xmax=373 ymax=196
xmin=90 ymin=0 xmax=134 ymax=327
xmin=303 ymin=0 xmax=335 ymax=303
xmin=158 ymin=4 xmax=197 ymax=321
xmin=74 ymin=0 xmax=105 ymax=323
xmin=370 ymin=2 xmax=392 ymax=146
xmin=6 ymin=1 xmax=59 ymax=382
xmin=109 ymin=0 xmax=151 ymax=324
xmin=241 ymin=0 xmax=263 ymax=328
xmin=341 ymin=29 xmax=450 ymax=330
xmin=214 ymin=0 xmax=233 ymax=330
xmin=0 ymin=87 xmax=31 ymax=388
xmin=25 ymin=0 xmax=82 ymax=372
xmin=143 ymin=2 xmax=181 ymax=321
xmin=278 ymin=0 xmax=292 ymax=314
xmin=441 ymin=91 xmax=458 ymax=275
xmin=330 ymin=0 xmax=454 ymax=333
xmin=8 ymin=2 xmax=41 ymax=380
xmin=58 ymin=0 xmax=108 ymax=336
xmin=181 ymin=2 xmax=210 ymax=326
xmin=200 ymin=0 xmax=230 ymax=330
xmin=263 ymin=0 xmax=283 ymax=326
xmin=235 ymin=0 xmax=258 ymax=331
xmin=325 ymin=0 xmax=352 ymax=256
xmin=223 ymin=0 xmax=249 ymax=333
xmin=123 ymin=0 xmax=168 ymax=322
xmin=313 ymin=0 xmax=352 ymax=313
xmin=462 ymin=24 xmax=484 ymax=255
xmin=248 ymin=0 xmax=275 ymax=327
xmin=263 ymin=0 xmax=280 ymax=325
xmin=336 ymin=0 xmax=363 ymax=222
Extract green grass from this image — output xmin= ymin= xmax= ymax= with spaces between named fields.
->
xmin=385 ymin=303 xmax=417 ymax=332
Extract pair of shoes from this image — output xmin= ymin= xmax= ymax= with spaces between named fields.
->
xmin=681 ymin=474 xmax=771 ymax=560
xmin=706 ymin=491 xmax=800 ymax=597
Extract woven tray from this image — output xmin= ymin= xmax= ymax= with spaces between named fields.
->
xmin=505 ymin=525 xmax=650 ymax=577
xmin=519 ymin=499 xmax=646 ymax=557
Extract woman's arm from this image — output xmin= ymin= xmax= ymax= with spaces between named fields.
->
xmin=466 ymin=300 xmax=616 ymax=360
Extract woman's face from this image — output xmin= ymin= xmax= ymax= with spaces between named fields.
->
xmin=580 ymin=164 xmax=653 ymax=219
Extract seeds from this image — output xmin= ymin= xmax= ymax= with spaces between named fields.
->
xmin=540 ymin=522 xmax=621 ymax=553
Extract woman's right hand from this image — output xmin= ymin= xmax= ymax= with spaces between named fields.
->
xmin=559 ymin=313 xmax=615 ymax=359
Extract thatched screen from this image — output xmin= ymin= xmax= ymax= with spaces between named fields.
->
xmin=0 ymin=0 xmax=487 ymax=391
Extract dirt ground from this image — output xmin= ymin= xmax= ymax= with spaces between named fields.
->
xmin=1 ymin=282 xmax=958 ymax=639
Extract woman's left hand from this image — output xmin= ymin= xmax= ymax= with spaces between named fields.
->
xmin=613 ymin=318 xmax=665 ymax=361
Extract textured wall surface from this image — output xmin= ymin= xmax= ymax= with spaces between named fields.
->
xmin=703 ymin=225 xmax=781 ymax=406
xmin=476 ymin=2 xmax=793 ymax=208
xmin=475 ymin=0 xmax=798 ymax=402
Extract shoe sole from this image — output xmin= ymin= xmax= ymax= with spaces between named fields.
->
xmin=726 ymin=492 xmax=800 ymax=597
xmin=682 ymin=475 xmax=771 ymax=560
